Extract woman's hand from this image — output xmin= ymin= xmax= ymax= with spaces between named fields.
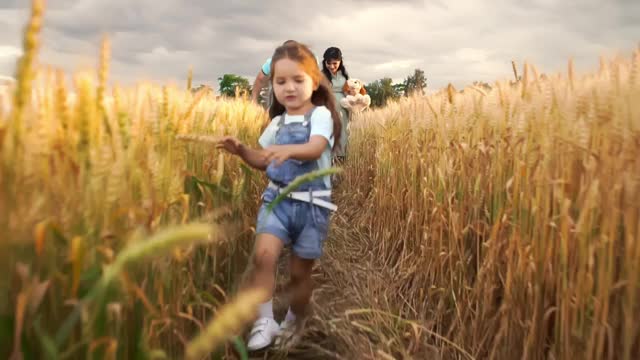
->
xmin=264 ymin=145 xmax=294 ymax=166
xmin=216 ymin=136 xmax=244 ymax=155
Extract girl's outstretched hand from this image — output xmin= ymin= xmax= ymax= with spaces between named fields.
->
xmin=216 ymin=136 xmax=243 ymax=155
xmin=264 ymin=145 xmax=293 ymax=166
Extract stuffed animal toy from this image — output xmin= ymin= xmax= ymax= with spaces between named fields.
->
xmin=340 ymin=78 xmax=371 ymax=113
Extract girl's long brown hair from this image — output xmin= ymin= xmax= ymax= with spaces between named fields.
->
xmin=268 ymin=41 xmax=342 ymax=152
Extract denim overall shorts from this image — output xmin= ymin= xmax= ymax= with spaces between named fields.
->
xmin=255 ymin=107 xmax=336 ymax=259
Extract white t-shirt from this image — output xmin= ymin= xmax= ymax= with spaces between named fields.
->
xmin=258 ymin=106 xmax=334 ymax=188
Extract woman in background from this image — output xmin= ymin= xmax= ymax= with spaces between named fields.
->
xmin=322 ymin=47 xmax=350 ymax=162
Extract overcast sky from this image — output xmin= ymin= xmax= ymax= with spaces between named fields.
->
xmin=0 ymin=0 xmax=638 ymax=91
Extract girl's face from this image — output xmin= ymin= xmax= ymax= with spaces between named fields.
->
xmin=325 ymin=59 xmax=341 ymax=75
xmin=272 ymin=57 xmax=317 ymax=114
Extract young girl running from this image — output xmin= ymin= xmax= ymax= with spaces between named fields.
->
xmin=216 ymin=41 xmax=341 ymax=351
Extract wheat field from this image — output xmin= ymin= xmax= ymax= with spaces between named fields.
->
xmin=1 ymin=1 xmax=639 ymax=359
xmin=1 ymin=2 xmax=273 ymax=359
xmin=327 ymin=52 xmax=640 ymax=359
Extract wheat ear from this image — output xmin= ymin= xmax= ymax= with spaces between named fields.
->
xmin=185 ymin=288 xmax=268 ymax=360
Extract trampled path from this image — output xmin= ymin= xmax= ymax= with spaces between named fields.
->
xmin=247 ymin=189 xmax=384 ymax=360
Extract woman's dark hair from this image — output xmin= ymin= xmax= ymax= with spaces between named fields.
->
xmin=268 ymin=41 xmax=342 ymax=151
xmin=322 ymin=47 xmax=349 ymax=83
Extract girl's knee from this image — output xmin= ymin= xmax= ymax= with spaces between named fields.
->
xmin=252 ymin=248 xmax=278 ymax=271
xmin=250 ymin=233 xmax=284 ymax=272
xmin=289 ymin=259 xmax=314 ymax=285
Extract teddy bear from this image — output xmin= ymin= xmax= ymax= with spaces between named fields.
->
xmin=340 ymin=78 xmax=371 ymax=113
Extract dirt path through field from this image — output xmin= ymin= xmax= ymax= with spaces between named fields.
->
xmin=248 ymin=189 xmax=385 ymax=360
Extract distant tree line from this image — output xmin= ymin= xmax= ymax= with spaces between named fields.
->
xmin=364 ymin=68 xmax=427 ymax=108
xmin=192 ymin=68 xmax=429 ymax=109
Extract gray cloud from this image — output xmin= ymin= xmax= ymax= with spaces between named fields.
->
xmin=0 ymin=0 xmax=638 ymax=91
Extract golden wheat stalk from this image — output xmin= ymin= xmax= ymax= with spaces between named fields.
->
xmin=101 ymin=223 xmax=217 ymax=286
xmin=511 ymin=60 xmax=519 ymax=81
xmin=5 ymin=0 xmax=44 ymax=157
xmin=97 ymin=34 xmax=110 ymax=115
xmin=446 ymin=83 xmax=455 ymax=104
xmin=175 ymin=133 xmax=222 ymax=145
xmin=187 ymin=66 xmax=193 ymax=91
xmin=162 ymin=85 xmax=169 ymax=120
xmin=177 ymin=88 xmax=208 ymax=132
xmin=184 ymin=288 xmax=267 ymax=360
xmin=521 ymin=61 xmax=529 ymax=99
xmin=54 ymin=69 xmax=69 ymax=133
xmin=568 ymin=57 xmax=575 ymax=91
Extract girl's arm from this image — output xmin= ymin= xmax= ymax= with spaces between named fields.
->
xmin=216 ymin=136 xmax=268 ymax=170
xmin=218 ymin=135 xmax=328 ymax=169
xmin=238 ymin=144 xmax=269 ymax=170
xmin=264 ymin=136 xmax=328 ymax=165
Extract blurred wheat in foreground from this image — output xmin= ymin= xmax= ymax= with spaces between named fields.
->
xmin=1 ymin=1 xmax=270 ymax=359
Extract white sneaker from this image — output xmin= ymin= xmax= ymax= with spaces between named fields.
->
xmin=247 ymin=317 xmax=281 ymax=351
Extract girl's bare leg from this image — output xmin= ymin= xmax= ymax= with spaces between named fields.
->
xmin=242 ymin=234 xmax=285 ymax=351
xmin=240 ymin=233 xmax=284 ymax=301
xmin=288 ymin=254 xmax=315 ymax=317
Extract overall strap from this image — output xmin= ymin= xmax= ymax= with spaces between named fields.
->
xmin=303 ymin=106 xmax=317 ymax=126
xmin=277 ymin=111 xmax=287 ymax=127
xmin=276 ymin=106 xmax=316 ymax=129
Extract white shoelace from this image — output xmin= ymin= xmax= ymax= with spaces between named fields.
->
xmin=250 ymin=318 xmax=271 ymax=337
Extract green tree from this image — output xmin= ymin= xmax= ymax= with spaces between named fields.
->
xmin=403 ymin=68 xmax=427 ymax=96
xmin=217 ymin=74 xmax=251 ymax=98
xmin=381 ymin=77 xmax=400 ymax=104
xmin=364 ymin=80 xmax=383 ymax=108
xmin=392 ymin=83 xmax=406 ymax=98
xmin=365 ymin=77 xmax=402 ymax=108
